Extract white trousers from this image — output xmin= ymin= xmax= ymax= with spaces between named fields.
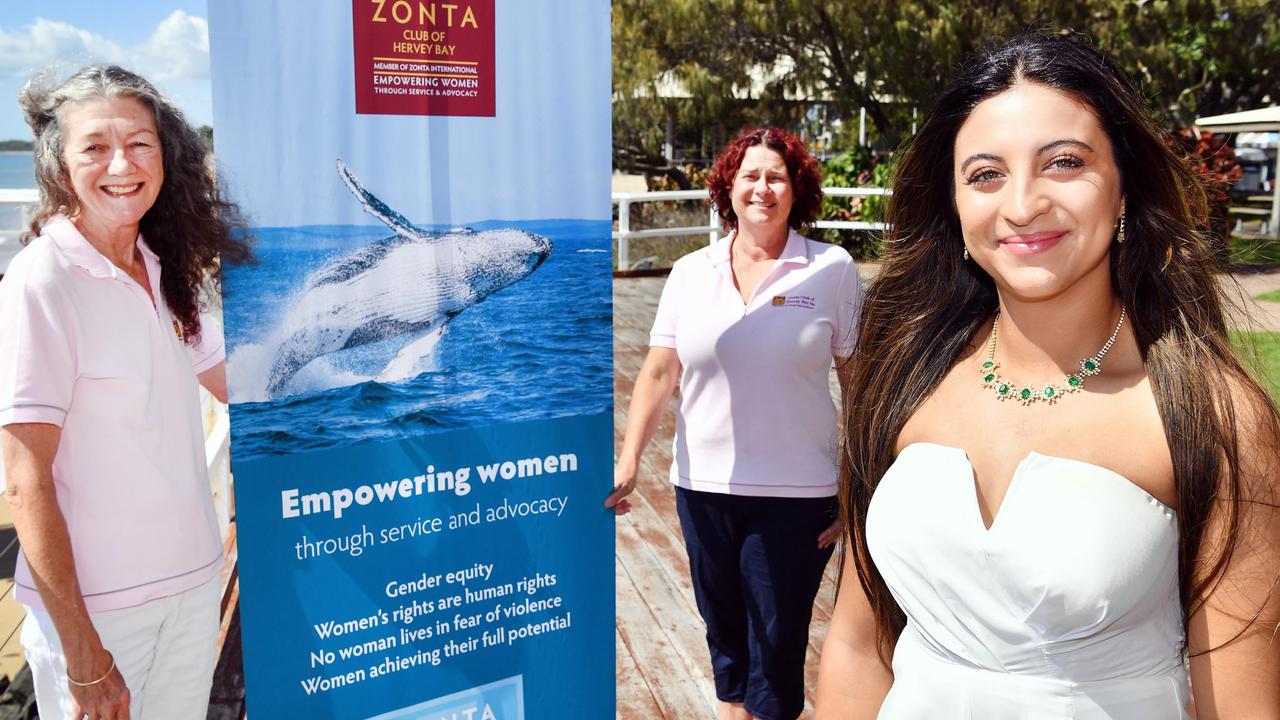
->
xmin=21 ymin=573 xmax=221 ymax=720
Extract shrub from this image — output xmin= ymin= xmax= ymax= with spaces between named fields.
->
xmin=815 ymin=149 xmax=894 ymax=259
xmin=1167 ymin=128 xmax=1241 ymax=260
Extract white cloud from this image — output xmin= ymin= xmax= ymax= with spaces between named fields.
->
xmin=0 ymin=11 xmax=209 ymax=84
xmin=0 ymin=18 xmax=125 ymax=77
xmin=132 ymin=11 xmax=209 ymax=84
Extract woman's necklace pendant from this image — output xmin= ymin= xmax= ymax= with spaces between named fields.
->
xmin=981 ymin=309 xmax=1125 ymax=407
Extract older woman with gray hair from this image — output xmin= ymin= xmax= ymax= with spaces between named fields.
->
xmin=0 ymin=65 xmax=250 ymax=719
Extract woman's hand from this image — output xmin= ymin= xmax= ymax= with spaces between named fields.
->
xmin=605 ymin=462 xmax=637 ymax=515
xmin=68 ymin=649 xmax=131 ymax=720
xmin=607 ymin=347 xmax=681 ymax=518
xmin=817 ymin=520 xmax=841 ymax=549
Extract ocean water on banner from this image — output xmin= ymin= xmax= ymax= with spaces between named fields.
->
xmin=223 ymin=219 xmax=612 ymax=461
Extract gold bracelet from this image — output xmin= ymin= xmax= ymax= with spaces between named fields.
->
xmin=67 ymin=653 xmax=115 ymax=687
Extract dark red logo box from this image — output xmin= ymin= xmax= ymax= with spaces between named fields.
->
xmin=352 ymin=0 xmax=496 ymax=117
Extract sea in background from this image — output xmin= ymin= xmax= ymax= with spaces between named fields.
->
xmin=223 ymin=219 xmax=613 ymax=461
xmin=0 ymin=152 xmax=35 ymax=189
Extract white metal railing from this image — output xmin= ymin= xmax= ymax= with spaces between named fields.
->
xmin=612 ymin=187 xmax=891 ymax=270
xmin=203 ymin=395 xmax=233 ymax=543
xmin=0 ymin=190 xmax=39 ymax=273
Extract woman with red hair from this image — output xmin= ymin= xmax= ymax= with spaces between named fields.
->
xmin=607 ymin=127 xmax=862 ymax=720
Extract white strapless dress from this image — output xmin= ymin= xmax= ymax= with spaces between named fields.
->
xmin=867 ymin=442 xmax=1190 ymax=719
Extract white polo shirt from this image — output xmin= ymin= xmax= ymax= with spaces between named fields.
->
xmin=0 ymin=217 xmax=225 ymax=612
xmin=651 ymin=229 xmax=862 ymax=498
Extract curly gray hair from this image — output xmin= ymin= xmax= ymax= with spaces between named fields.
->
xmin=18 ymin=65 xmax=252 ymax=341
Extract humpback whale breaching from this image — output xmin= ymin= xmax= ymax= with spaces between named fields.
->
xmin=261 ymin=160 xmax=553 ymax=398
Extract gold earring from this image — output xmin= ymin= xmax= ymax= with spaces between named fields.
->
xmin=1117 ymin=212 xmax=1126 ymax=245
xmin=962 ymin=246 xmax=970 ymax=261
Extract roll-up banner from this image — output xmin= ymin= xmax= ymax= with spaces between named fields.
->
xmin=208 ymin=3 xmax=613 ymax=718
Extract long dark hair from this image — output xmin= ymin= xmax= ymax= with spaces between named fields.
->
xmin=18 ymin=65 xmax=252 ymax=343
xmin=839 ymin=31 xmax=1280 ymax=664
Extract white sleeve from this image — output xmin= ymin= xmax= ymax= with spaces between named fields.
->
xmin=0 ymin=264 xmax=76 ymax=428
xmin=189 ymin=307 xmax=226 ymax=374
xmin=649 ymin=262 xmax=684 ymax=349
xmin=832 ymin=257 xmax=863 ymax=358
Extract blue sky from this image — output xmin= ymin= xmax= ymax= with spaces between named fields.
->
xmin=0 ymin=1 xmax=211 ymax=140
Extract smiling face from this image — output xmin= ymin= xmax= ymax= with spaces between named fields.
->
xmin=953 ymin=81 xmax=1124 ymax=301
xmin=730 ymin=145 xmax=794 ymax=236
xmin=60 ymin=95 xmax=164 ymax=240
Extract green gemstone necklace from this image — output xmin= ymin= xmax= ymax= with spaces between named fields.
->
xmin=979 ymin=308 xmax=1126 ymax=406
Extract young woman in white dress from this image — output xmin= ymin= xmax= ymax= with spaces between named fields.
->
xmin=814 ymin=32 xmax=1280 ymax=719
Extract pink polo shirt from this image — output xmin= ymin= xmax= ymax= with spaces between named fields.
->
xmin=651 ymin=230 xmax=862 ymax=498
xmin=0 ymin=217 xmax=224 ymax=612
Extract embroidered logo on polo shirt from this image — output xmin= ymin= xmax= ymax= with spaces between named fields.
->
xmin=772 ymin=295 xmax=816 ymax=309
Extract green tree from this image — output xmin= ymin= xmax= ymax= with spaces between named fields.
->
xmin=614 ymin=1 xmax=1280 ymax=162
xmin=612 ymin=0 xmax=770 ymax=184
xmin=197 ymin=125 xmax=214 ymax=152
xmin=1096 ymin=0 xmax=1280 ymax=123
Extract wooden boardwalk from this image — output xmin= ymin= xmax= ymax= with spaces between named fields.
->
xmin=613 ymin=276 xmax=842 ymax=719
xmin=0 ymin=503 xmax=28 ymax=686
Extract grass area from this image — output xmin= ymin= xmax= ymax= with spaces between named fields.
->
xmin=1231 ymin=331 xmax=1280 ymax=401
xmin=1257 ymin=288 xmax=1280 ymax=303
xmin=1229 ymin=235 xmax=1280 ymax=265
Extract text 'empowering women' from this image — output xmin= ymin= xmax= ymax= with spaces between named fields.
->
xmin=284 ymin=451 xmax=578 ymax=561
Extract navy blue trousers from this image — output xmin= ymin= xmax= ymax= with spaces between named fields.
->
xmin=675 ymin=486 xmax=836 ymax=720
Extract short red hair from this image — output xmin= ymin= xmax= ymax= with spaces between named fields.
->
xmin=706 ymin=127 xmax=823 ymax=232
